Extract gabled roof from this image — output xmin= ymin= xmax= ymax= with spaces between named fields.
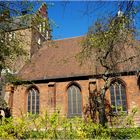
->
xmin=18 ymin=36 xmax=140 ymax=81
xmin=18 ymin=36 xmax=97 ymax=80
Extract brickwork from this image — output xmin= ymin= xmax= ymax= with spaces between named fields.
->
xmin=3 ymin=3 xmax=50 ymax=73
xmin=9 ymin=75 xmax=140 ymax=126
xmin=11 ymin=80 xmax=89 ymax=117
xmin=10 ymin=29 xmax=32 ymax=73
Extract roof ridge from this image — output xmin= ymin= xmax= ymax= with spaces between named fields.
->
xmin=53 ymin=35 xmax=85 ymax=41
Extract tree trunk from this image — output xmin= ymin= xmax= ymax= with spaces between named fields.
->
xmin=99 ymin=89 xmax=107 ymax=126
xmin=98 ymin=76 xmax=110 ymax=126
xmin=0 ymin=67 xmax=2 ymax=96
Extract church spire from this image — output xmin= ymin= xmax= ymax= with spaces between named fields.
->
xmin=117 ymin=3 xmax=123 ymax=17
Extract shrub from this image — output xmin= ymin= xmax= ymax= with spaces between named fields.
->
xmin=0 ymin=109 xmax=139 ymax=139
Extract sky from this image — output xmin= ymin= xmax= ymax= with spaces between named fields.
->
xmin=48 ymin=1 xmax=118 ymax=39
xmin=4 ymin=1 xmax=140 ymax=40
xmin=46 ymin=1 xmax=140 ymax=40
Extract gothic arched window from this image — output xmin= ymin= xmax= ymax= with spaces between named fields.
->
xmin=67 ymin=84 xmax=82 ymax=117
xmin=27 ymin=87 xmax=39 ymax=114
xmin=110 ymin=80 xmax=127 ymax=113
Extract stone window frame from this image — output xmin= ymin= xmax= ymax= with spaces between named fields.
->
xmin=27 ymin=86 xmax=40 ymax=114
xmin=67 ymin=82 xmax=82 ymax=117
xmin=109 ymin=79 xmax=127 ymax=113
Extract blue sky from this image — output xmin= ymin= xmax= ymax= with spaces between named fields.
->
xmin=6 ymin=1 xmax=140 ymax=40
xmin=47 ymin=1 xmax=140 ymax=40
xmin=48 ymin=1 xmax=118 ymax=39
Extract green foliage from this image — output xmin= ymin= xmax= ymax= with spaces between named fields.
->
xmin=0 ymin=97 xmax=7 ymax=109
xmin=78 ymin=14 xmax=136 ymax=68
xmin=0 ymin=110 xmax=140 ymax=139
xmin=0 ymin=1 xmax=31 ymax=74
xmin=77 ymin=2 xmax=140 ymax=126
xmin=3 ymin=72 xmax=33 ymax=85
xmin=78 ymin=2 xmax=139 ymax=70
xmin=0 ymin=28 xmax=27 ymax=73
xmin=111 ymin=128 xmax=138 ymax=139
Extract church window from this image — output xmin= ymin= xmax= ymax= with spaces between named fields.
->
xmin=67 ymin=84 xmax=82 ymax=117
xmin=27 ymin=87 xmax=39 ymax=114
xmin=110 ymin=80 xmax=127 ymax=113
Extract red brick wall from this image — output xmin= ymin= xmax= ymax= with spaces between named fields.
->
xmin=10 ymin=75 xmax=140 ymax=125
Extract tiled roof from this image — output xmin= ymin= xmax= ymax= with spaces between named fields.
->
xmin=18 ymin=36 xmax=140 ymax=81
xmin=18 ymin=36 xmax=96 ymax=80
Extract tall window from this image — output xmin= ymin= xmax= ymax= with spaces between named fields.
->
xmin=110 ymin=80 xmax=127 ymax=113
xmin=38 ymin=24 xmax=42 ymax=32
xmin=67 ymin=85 xmax=82 ymax=117
xmin=27 ymin=87 xmax=39 ymax=114
xmin=37 ymin=37 xmax=41 ymax=45
xmin=42 ymin=21 xmax=46 ymax=33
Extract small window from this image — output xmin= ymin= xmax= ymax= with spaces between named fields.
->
xmin=27 ymin=87 xmax=39 ymax=114
xmin=37 ymin=38 xmax=41 ymax=45
xmin=110 ymin=80 xmax=127 ymax=113
xmin=67 ymin=84 xmax=82 ymax=117
xmin=38 ymin=24 xmax=42 ymax=32
xmin=45 ymin=31 xmax=49 ymax=40
xmin=42 ymin=21 xmax=46 ymax=33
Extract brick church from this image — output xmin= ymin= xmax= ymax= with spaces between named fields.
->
xmin=2 ymin=3 xmax=140 ymax=125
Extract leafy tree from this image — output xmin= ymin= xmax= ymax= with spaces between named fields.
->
xmin=0 ymin=1 xmax=51 ymax=110
xmin=0 ymin=1 xmax=36 ymax=75
xmin=78 ymin=1 xmax=140 ymax=126
xmin=0 ymin=1 xmax=36 ymax=109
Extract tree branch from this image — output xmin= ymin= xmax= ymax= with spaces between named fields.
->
xmin=112 ymin=54 xmax=139 ymax=67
